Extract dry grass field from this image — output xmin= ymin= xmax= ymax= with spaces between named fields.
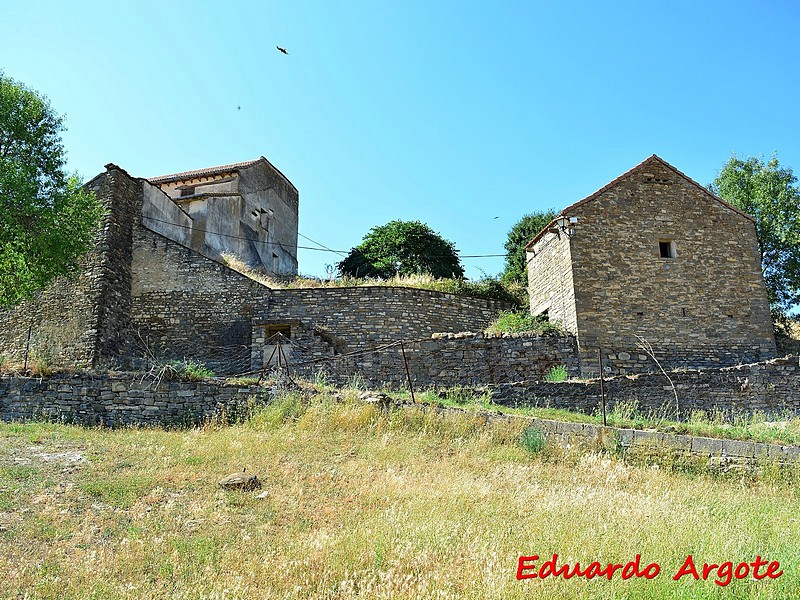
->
xmin=1 ymin=390 xmax=799 ymax=599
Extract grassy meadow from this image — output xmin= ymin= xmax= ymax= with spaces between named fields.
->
xmin=1 ymin=389 xmax=799 ymax=599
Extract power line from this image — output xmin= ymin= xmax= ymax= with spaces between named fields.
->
xmin=141 ymin=214 xmax=507 ymax=259
xmin=297 ymin=232 xmax=347 ymax=257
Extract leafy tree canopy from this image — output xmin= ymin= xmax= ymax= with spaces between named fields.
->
xmin=337 ymin=220 xmax=464 ymax=279
xmin=0 ymin=73 xmax=104 ymax=307
xmin=501 ymin=209 xmax=558 ymax=284
xmin=710 ymin=154 xmax=800 ymax=327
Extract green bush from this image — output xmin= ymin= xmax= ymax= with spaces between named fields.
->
xmin=544 ymin=365 xmax=568 ymax=382
xmin=520 ymin=426 xmax=546 ymax=455
xmin=485 ymin=310 xmax=565 ymax=335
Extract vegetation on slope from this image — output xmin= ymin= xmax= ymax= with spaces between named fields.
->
xmin=220 ymin=254 xmax=526 ymax=306
xmin=1 ymin=389 xmax=799 ymax=598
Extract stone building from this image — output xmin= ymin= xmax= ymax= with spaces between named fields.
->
xmin=0 ymin=160 xmax=508 ymax=375
xmin=526 ymin=155 xmax=777 ymax=375
xmin=146 ymin=157 xmax=299 ymax=276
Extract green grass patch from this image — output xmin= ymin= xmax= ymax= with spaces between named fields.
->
xmin=485 ymin=310 xmax=565 ymax=334
xmin=80 ymin=475 xmax=153 ymax=508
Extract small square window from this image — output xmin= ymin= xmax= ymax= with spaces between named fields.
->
xmin=659 ymin=240 xmax=676 ymax=259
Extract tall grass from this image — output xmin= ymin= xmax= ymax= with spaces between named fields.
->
xmin=0 ymin=392 xmax=799 ymax=598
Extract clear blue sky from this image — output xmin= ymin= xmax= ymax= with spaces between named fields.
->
xmin=3 ymin=0 xmax=799 ymax=279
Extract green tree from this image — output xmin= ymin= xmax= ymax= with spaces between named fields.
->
xmin=0 ymin=74 xmax=104 ymax=307
xmin=501 ymin=209 xmax=558 ymax=284
xmin=337 ymin=220 xmax=464 ymax=279
xmin=710 ymin=154 xmax=800 ymax=326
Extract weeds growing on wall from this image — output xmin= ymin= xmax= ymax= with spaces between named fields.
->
xmin=544 ymin=364 xmax=568 ymax=382
xmin=485 ymin=310 xmax=565 ymax=335
xmin=145 ymin=358 xmax=215 ymax=384
xmin=520 ymin=426 xmax=546 ymax=455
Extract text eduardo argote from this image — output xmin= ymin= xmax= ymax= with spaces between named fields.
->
xmin=516 ymin=554 xmax=783 ymax=587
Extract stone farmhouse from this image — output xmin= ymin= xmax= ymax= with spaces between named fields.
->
xmin=0 ymin=154 xmax=779 ymax=387
xmin=526 ymin=155 xmax=776 ymax=375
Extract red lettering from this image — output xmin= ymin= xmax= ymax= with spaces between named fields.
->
xmin=539 ymin=554 xmax=565 ymax=578
xmin=701 ymin=562 xmax=719 ymax=579
xmin=516 ymin=555 xmax=538 ymax=580
xmin=751 ymin=556 xmax=769 ymax=580
xmin=715 ymin=562 xmax=733 ymax=587
xmin=602 ymin=563 xmax=624 ymax=580
xmin=673 ymin=555 xmax=700 ymax=581
xmin=734 ymin=562 xmax=750 ymax=579
xmin=622 ymin=554 xmax=642 ymax=579
xmin=766 ymin=561 xmax=783 ymax=579
xmin=643 ymin=563 xmax=661 ymax=579
xmin=584 ymin=562 xmax=603 ymax=579
xmin=563 ymin=562 xmax=585 ymax=579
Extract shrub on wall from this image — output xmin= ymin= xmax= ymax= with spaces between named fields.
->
xmin=485 ymin=310 xmax=564 ymax=335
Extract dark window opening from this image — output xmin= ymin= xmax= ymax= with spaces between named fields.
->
xmin=681 ymin=308 xmax=687 ymax=317
xmin=659 ymin=240 xmax=676 ymax=259
xmin=179 ymin=186 xmax=195 ymax=197
xmin=265 ymin=325 xmax=291 ymax=341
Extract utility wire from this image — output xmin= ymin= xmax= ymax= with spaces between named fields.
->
xmin=141 ymin=214 xmax=507 ymax=260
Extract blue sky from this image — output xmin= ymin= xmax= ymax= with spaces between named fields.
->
xmin=3 ymin=0 xmax=799 ymax=279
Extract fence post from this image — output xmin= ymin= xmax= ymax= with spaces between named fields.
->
xmin=598 ymin=347 xmax=607 ymax=426
xmin=400 ymin=340 xmax=416 ymax=403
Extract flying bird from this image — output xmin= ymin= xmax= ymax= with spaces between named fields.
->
xmin=277 ymin=46 xmax=288 ymax=55
xmin=236 ymin=105 xmax=241 ymax=111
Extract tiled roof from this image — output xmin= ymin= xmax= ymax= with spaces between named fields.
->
xmin=147 ymin=158 xmax=264 ymax=184
xmin=524 ymin=155 xmax=756 ymax=251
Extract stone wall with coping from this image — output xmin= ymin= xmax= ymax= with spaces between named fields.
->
xmin=252 ymin=287 xmax=513 ymax=363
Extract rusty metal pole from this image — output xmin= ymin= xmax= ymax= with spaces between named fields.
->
xmin=400 ymin=340 xmax=416 ymax=403
xmin=599 ymin=348 xmax=607 ymax=426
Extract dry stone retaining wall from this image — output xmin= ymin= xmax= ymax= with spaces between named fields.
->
xmin=492 ymin=355 xmax=800 ymax=419
xmin=2 ymin=373 xmax=799 ymax=473
xmin=289 ymin=332 xmax=580 ymax=387
xmin=526 ymin=416 xmax=800 ymax=472
xmin=0 ymin=373 xmax=267 ymax=427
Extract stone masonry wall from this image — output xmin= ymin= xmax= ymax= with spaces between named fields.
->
xmin=0 ymin=372 xmax=267 ymax=427
xmin=3 ymin=372 xmax=799 ymax=473
xmin=257 ymin=287 xmax=511 ymax=358
xmin=130 ymin=227 xmax=271 ymax=375
xmin=527 ymin=227 xmax=578 ymax=334
xmin=0 ymin=166 xmax=140 ymax=369
xmin=525 ymin=415 xmax=800 ymax=472
xmin=492 ymin=355 xmax=800 ymax=420
xmin=280 ymin=332 xmax=580 ymax=388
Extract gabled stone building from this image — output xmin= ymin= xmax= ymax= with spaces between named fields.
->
xmin=526 ymin=155 xmax=776 ymax=375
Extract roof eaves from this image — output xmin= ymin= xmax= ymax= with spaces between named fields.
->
xmin=147 ymin=158 xmax=263 ymax=184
